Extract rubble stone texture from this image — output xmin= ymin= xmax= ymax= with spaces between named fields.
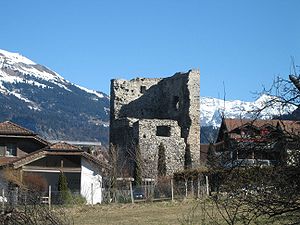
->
xmin=110 ymin=70 xmax=200 ymax=178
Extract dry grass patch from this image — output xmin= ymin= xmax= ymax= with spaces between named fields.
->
xmin=67 ymin=200 xmax=198 ymax=225
xmin=64 ymin=199 xmax=294 ymax=225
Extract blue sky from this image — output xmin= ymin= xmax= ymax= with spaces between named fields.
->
xmin=1 ymin=0 xmax=300 ymax=101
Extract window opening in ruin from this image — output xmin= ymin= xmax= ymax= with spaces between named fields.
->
xmin=172 ymin=96 xmax=179 ymax=110
xmin=140 ymin=86 xmax=147 ymax=94
xmin=143 ymin=134 xmax=146 ymax=138
xmin=156 ymin=126 xmax=171 ymax=137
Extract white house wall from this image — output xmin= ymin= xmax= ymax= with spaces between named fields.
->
xmin=80 ymin=158 xmax=102 ymax=204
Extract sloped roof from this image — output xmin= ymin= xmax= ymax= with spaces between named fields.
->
xmin=13 ymin=150 xmax=47 ymax=168
xmin=0 ymin=157 xmax=19 ymax=166
xmin=49 ymin=142 xmax=80 ymax=151
xmin=0 ymin=121 xmax=36 ymax=135
xmin=0 ymin=149 xmax=109 ymax=171
xmin=0 ymin=121 xmax=49 ymax=145
xmin=223 ymin=119 xmax=278 ymax=132
xmin=82 ymin=152 xmax=111 ymax=170
xmin=0 ymin=142 xmax=81 ymax=168
xmin=276 ymin=120 xmax=300 ymax=135
xmin=222 ymin=118 xmax=300 ymax=135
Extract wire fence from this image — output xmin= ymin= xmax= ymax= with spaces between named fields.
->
xmin=0 ymin=187 xmax=73 ymax=225
xmin=102 ymin=176 xmax=209 ymax=203
xmin=0 ymin=176 xmax=209 ymax=208
xmin=0 ymin=176 xmax=208 ymax=224
xmin=0 ymin=187 xmax=87 ymax=212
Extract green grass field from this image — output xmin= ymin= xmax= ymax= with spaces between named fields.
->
xmin=64 ymin=200 xmax=293 ymax=225
xmin=67 ymin=201 xmax=193 ymax=225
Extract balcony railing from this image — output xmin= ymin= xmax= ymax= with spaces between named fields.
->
xmin=224 ymin=159 xmax=277 ymax=168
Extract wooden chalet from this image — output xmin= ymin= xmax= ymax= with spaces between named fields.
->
xmin=214 ymin=118 xmax=300 ymax=167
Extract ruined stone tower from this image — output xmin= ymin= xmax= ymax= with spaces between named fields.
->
xmin=110 ymin=70 xmax=200 ymax=178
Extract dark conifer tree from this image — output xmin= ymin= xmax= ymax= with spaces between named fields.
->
xmin=58 ymin=172 xmax=72 ymax=204
xmin=207 ymin=143 xmax=219 ymax=169
xmin=184 ymin=144 xmax=192 ymax=169
xmin=134 ymin=144 xmax=143 ymax=186
xmin=157 ymin=143 xmax=167 ymax=177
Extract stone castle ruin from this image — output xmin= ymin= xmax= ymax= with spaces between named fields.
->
xmin=110 ymin=70 xmax=200 ymax=178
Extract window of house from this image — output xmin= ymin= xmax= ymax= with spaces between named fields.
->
xmin=140 ymin=86 xmax=147 ymax=94
xmin=0 ymin=145 xmax=5 ymax=156
xmin=156 ymin=126 xmax=171 ymax=137
xmin=172 ymin=96 xmax=179 ymax=110
xmin=6 ymin=144 xmax=17 ymax=156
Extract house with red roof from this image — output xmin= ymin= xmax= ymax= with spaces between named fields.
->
xmin=0 ymin=121 xmax=108 ymax=204
xmin=214 ymin=118 xmax=300 ymax=167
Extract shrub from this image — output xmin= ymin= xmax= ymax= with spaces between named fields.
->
xmin=58 ymin=172 xmax=72 ymax=204
xmin=157 ymin=143 xmax=167 ymax=177
xmin=23 ymin=173 xmax=48 ymax=192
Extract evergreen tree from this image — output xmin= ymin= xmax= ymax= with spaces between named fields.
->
xmin=157 ymin=143 xmax=167 ymax=177
xmin=58 ymin=172 xmax=72 ymax=204
xmin=207 ymin=143 xmax=219 ymax=169
xmin=184 ymin=144 xmax=192 ymax=169
xmin=134 ymin=144 xmax=143 ymax=186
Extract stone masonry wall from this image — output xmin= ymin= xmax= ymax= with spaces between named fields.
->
xmin=110 ymin=70 xmax=200 ymax=178
xmin=133 ymin=119 xmax=186 ymax=177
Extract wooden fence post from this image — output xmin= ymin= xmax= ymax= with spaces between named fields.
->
xmin=205 ymin=175 xmax=209 ymax=196
xmin=129 ymin=180 xmax=134 ymax=204
xmin=185 ymin=179 xmax=188 ymax=198
xmin=48 ymin=185 xmax=51 ymax=210
xmin=24 ymin=190 xmax=27 ymax=206
xmin=191 ymin=180 xmax=194 ymax=197
xmin=197 ymin=175 xmax=200 ymax=199
xmin=91 ymin=183 xmax=94 ymax=206
xmin=1 ymin=189 xmax=4 ymax=212
xmin=171 ymin=178 xmax=174 ymax=202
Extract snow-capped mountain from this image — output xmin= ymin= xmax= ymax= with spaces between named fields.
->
xmin=0 ymin=49 xmax=106 ymax=108
xmin=200 ymin=95 xmax=296 ymax=127
xmin=0 ymin=49 xmax=296 ymax=144
xmin=0 ymin=49 xmax=109 ymax=143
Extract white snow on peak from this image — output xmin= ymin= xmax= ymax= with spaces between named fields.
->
xmin=0 ymin=49 xmax=294 ymax=120
xmin=0 ymin=49 xmax=73 ymax=93
xmin=0 ymin=48 xmax=67 ymax=84
xmin=0 ymin=49 xmax=36 ymax=65
xmin=74 ymin=84 xmax=105 ymax=98
xmin=0 ymin=49 xmax=107 ymax=110
xmin=6 ymin=90 xmax=41 ymax=111
xmin=9 ymin=91 xmax=31 ymax=103
xmin=200 ymin=94 xmax=297 ymax=127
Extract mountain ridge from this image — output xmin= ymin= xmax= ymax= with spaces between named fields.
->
xmin=0 ymin=49 xmax=109 ymax=144
xmin=200 ymin=94 xmax=296 ymax=128
xmin=0 ymin=49 xmax=296 ymax=145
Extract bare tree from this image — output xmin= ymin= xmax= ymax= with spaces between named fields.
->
xmin=180 ymin=64 xmax=300 ymax=225
xmin=213 ymin=66 xmax=300 ymax=224
xmin=108 ymin=143 xmax=118 ymax=202
xmin=0 ymin=168 xmax=73 ymax=225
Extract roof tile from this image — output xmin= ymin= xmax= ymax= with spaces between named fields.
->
xmin=49 ymin=142 xmax=80 ymax=151
xmin=224 ymin=118 xmax=300 ymax=135
xmin=0 ymin=121 xmax=35 ymax=135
